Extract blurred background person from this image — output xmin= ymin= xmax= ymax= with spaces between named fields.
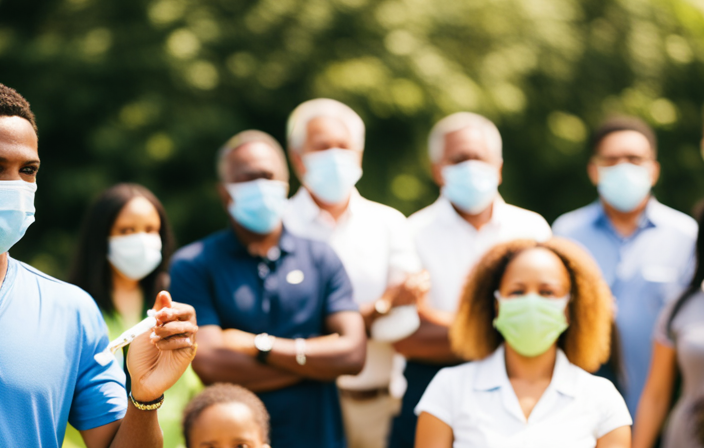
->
xmin=389 ymin=112 xmax=552 ymax=448
xmin=553 ymin=117 xmax=697 ymax=416
xmin=182 ymin=383 xmax=271 ymax=448
xmin=633 ymin=205 xmax=704 ymax=448
xmin=415 ymin=239 xmax=631 ymax=448
xmin=169 ymin=130 xmax=366 ymax=448
xmin=284 ymin=98 xmax=426 ymax=448
xmin=65 ymin=183 xmax=202 ymax=448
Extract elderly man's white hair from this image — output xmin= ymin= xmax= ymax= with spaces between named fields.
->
xmin=287 ymin=98 xmax=365 ymax=153
xmin=428 ymin=112 xmax=503 ymax=164
xmin=216 ymin=130 xmax=289 ymax=182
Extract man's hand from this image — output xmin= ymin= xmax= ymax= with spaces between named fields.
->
xmin=391 ymin=270 xmax=430 ymax=307
xmin=126 ymin=291 xmax=198 ymax=402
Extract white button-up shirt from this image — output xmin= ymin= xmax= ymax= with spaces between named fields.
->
xmin=409 ymin=196 xmax=552 ymax=313
xmin=416 ymin=346 xmax=632 ymax=448
xmin=284 ymin=188 xmax=422 ymax=390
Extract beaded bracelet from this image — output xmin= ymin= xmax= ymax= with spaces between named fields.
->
xmin=129 ymin=392 xmax=165 ymax=411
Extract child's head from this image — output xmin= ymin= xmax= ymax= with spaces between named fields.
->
xmin=183 ymin=383 xmax=271 ymax=448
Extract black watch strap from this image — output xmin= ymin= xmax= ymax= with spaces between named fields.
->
xmin=256 ymin=348 xmax=271 ymax=364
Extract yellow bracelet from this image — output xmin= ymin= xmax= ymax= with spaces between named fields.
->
xmin=129 ymin=392 xmax=165 ymax=411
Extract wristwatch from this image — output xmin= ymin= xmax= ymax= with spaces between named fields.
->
xmin=254 ymin=333 xmax=276 ymax=364
xmin=374 ymin=298 xmax=392 ymax=316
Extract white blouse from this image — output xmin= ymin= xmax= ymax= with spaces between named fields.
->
xmin=415 ymin=346 xmax=632 ymax=448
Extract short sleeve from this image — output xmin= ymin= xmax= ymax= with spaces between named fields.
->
xmin=169 ymin=245 xmax=221 ymax=327
xmin=653 ymin=297 xmax=678 ymax=348
xmin=595 ymin=378 xmax=633 ymax=438
xmin=69 ymin=298 xmax=127 ymax=430
xmin=319 ymin=244 xmax=358 ymax=315
xmin=385 ymin=210 xmax=423 ymax=286
xmin=414 ymin=368 xmax=455 ymax=427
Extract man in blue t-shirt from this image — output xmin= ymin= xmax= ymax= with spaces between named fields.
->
xmin=0 ymin=83 xmax=199 ymax=447
xmin=170 ymin=130 xmax=366 ymax=448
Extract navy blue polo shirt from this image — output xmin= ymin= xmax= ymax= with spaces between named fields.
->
xmin=169 ymin=227 xmax=356 ymax=448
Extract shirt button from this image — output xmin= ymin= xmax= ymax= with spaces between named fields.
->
xmin=258 ymin=263 xmax=270 ymax=278
xmin=267 ymin=247 xmax=281 ymax=261
xmin=265 ymin=276 xmax=278 ymax=290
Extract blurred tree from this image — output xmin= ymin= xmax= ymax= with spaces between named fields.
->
xmin=1 ymin=0 xmax=704 ymax=278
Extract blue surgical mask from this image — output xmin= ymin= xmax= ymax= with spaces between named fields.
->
xmin=0 ymin=180 xmax=37 ymax=253
xmin=597 ymin=163 xmax=652 ymax=212
xmin=226 ymin=179 xmax=288 ymax=234
xmin=441 ymin=160 xmax=499 ymax=214
xmin=302 ymin=148 xmax=362 ymax=205
xmin=0 ymin=180 xmax=36 ymax=254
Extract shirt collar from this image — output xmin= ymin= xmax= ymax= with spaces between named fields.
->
xmin=594 ymin=196 xmax=658 ymax=232
xmin=291 ymin=187 xmax=360 ymax=225
xmin=473 ymin=345 xmax=578 ymax=398
xmin=437 ymin=195 xmax=505 ymax=229
xmin=227 ymin=225 xmax=296 ymax=257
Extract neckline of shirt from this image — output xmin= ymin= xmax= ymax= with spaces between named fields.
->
xmin=437 ymin=195 xmax=506 ymax=232
xmin=0 ymin=256 xmax=18 ymax=313
xmin=293 ymin=186 xmax=362 ymax=227
xmin=226 ymin=226 xmax=296 ymax=257
xmin=594 ymin=197 xmax=658 ymax=237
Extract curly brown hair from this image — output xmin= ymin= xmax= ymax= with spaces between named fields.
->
xmin=449 ymin=238 xmax=613 ymax=372
xmin=0 ymin=83 xmax=37 ymax=132
xmin=182 ymin=383 xmax=270 ymax=447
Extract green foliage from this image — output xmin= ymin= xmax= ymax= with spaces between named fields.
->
xmin=1 ymin=0 xmax=704 ymax=278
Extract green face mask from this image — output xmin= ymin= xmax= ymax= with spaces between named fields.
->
xmin=493 ymin=292 xmax=570 ymax=357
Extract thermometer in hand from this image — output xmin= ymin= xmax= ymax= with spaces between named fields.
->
xmin=94 ymin=309 xmax=158 ymax=366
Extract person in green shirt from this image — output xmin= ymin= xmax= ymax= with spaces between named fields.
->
xmin=63 ymin=183 xmax=202 ymax=448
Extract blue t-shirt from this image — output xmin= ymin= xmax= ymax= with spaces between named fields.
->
xmin=553 ymin=198 xmax=697 ymax=415
xmin=170 ymin=228 xmax=357 ymax=448
xmin=0 ymin=257 xmax=127 ymax=447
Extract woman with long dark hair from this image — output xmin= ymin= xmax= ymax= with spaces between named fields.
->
xmin=633 ymin=208 xmax=704 ymax=448
xmin=64 ymin=183 xmax=201 ymax=448
xmin=71 ymin=183 xmax=174 ymax=323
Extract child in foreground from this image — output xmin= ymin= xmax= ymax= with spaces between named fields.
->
xmin=183 ymin=383 xmax=271 ymax=448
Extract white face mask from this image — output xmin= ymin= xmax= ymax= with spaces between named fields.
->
xmin=107 ymin=233 xmax=163 ymax=280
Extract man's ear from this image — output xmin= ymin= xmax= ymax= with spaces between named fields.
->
xmin=587 ymin=161 xmax=599 ymax=186
xmin=217 ymin=183 xmax=231 ymax=209
xmin=289 ymin=149 xmax=306 ymax=179
xmin=496 ymin=160 xmax=503 ymax=186
xmin=650 ymin=160 xmax=661 ymax=186
xmin=431 ymin=163 xmax=444 ymax=187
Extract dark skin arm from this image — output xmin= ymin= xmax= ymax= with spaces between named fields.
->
xmin=80 ymin=293 xmax=198 ymax=448
xmin=192 ymin=326 xmax=303 ymax=392
xmin=393 ymin=301 xmax=460 ymax=364
xmin=193 ymin=311 xmax=366 ymax=388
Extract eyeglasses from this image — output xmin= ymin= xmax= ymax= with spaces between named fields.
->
xmin=592 ymin=155 xmax=653 ymax=166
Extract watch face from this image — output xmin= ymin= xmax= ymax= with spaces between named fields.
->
xmin=255 ymin=333 xmax=274 ymax=352
xmin=375 ymin=298 xmax=392 ymax=315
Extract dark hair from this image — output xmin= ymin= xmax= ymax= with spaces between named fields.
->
xmin=666 ymin=205 xmax=704 ymax=337
xmin=183 ymin=383 xmax=270 ymax=447
xmin=0 ymin=83 xmax=37 ymax=133
xmin=590 ymin=116 xmax=657 ymax=158
xmin=69 ymin=183 xmax=175 ymax=315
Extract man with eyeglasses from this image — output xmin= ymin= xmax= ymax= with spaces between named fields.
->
xmin=553 ymin=116 xmax=697 ymax=416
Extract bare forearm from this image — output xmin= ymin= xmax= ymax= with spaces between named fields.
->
xmin=108 ymin=404 xmax=161 ymax=448
xmin=193 ymin=348 xmax=302 ymax=392
xmin=267 ymin=334 xmax=365 ymax=381
xmin=633 ymin=396 xmax=670 ymax=448
xmin=394 ymin=320 xmax=459 ymax=363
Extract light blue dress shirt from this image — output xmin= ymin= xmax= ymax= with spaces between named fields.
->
xmin=553 ymin=198 xmax=697 ymax=415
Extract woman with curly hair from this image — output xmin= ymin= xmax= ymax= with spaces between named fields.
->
xmin=414 ymin=238 xmax=631 ymax=448
xmin=633 ymin=206 xmax=704 ymax=448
